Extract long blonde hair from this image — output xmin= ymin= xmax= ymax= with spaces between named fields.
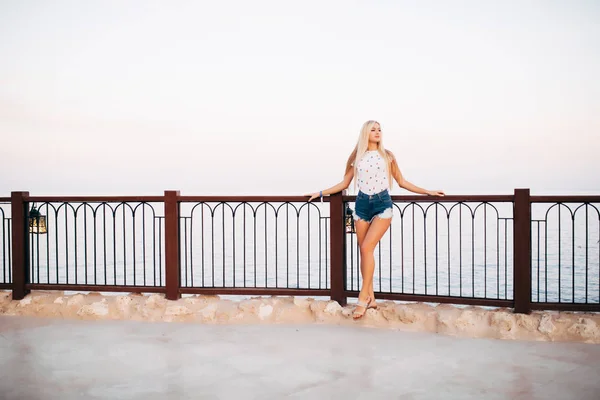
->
xmin=345 ymin=120 xmax=394 ymax=192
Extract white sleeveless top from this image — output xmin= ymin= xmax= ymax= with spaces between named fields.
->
xmin=354 ymin=150 xmax=390 ymax=195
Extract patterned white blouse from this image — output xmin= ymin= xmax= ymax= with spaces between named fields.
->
xmin=354 ymin=150 xmax=390 ymax=195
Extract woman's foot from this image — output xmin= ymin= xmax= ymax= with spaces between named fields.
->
xmin=353 ymin=295 xmax=372 ymax=320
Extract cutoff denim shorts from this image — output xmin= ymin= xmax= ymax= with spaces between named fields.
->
xmin=353 ymin=189 xmax=394 ymax=222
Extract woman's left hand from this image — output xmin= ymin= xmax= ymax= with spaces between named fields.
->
xmin=426 ymin=190 xmax=445 ymax=196
xmin=305 ymin=192 xmax=321 ymax=202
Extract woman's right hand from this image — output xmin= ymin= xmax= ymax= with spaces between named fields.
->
xmin=305 ymin=192 xmax=320 ymax=202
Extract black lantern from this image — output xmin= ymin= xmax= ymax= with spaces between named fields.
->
xmin=29 ymin=204 xmax=47 ymax=234
xmin=345 ymin=204 xmax=356 ymax=234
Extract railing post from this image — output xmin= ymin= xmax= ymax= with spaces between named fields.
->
xmin=164 ymin=190 xmax=181 ymax=300
xmin=329 ymin=191 xmax=346 ymax=306
xmin=513 ymin=188 xmax=531 ymax=314
xmin=11 ymin=191 xmax=30 ymax=300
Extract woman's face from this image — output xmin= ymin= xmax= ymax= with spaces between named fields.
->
xmin=369 ymin=123 xmax=382 ymax=143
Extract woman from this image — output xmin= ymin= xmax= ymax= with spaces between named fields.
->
xmin=306 ymin=120 xmax=444 ymax=319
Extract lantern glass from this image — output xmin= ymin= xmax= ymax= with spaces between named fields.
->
xmin=29 ymin=207 xmax=48 ymax=234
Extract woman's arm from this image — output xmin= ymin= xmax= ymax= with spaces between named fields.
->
xmin=390 ymin=155 xmax=444 ymax=196
xmin=306 ymin=168 xmax=354 ymax=202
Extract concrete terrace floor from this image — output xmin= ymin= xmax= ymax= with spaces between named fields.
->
xmin=0 ymin=316 xmax=599 ymax=400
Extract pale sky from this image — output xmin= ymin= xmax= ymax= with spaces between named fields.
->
xmin=1 ymin=0 xmax=599 ymax=196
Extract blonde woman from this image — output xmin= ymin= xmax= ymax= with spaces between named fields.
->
xmin=306 ymin=120 xmax=444 ymax=319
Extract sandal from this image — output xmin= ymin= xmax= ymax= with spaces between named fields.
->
xmin=353 ymin=296 xmax=372 ymax=320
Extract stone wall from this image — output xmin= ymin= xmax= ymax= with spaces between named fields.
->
xmin=1 ymin=291 xmax=599 ymax=344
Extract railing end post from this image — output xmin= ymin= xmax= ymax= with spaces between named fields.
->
xmin=513 ymin=188 xmax=531 ymax=314
xmin=11 ymin=191 xmax=30 ymax=300
xmin=329 ymin=191 xmax=347 ymax=306
xmin=164 ymin=190 xmax=181 ymax=301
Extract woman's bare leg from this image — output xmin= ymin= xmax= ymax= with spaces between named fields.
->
xmin=354 ymin=218 xmax=370 ymax=297
xmin=354 ymin=216 xmax=392 ymax=318
xmin=354 ymin=219 xmax=376 ymax=305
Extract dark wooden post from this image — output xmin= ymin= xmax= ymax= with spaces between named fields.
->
xmin=11 ymin=191 xmax=30 ymax=300
xmin=164 ymin=190 xmax=181 ymax=300
xmin=329 ymin=191 xmax=346 ymax=306
xmin=513 ymin=188 xmax=531 ymax=314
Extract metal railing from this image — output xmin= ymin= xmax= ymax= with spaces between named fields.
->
xmin=345 ymin=197 xmax=515 ymax=308
xmin=2 ymin=190 xmax=599 ymax=313
xmin=25 ymin=199 xmax=165 ymax=291
xmin=178 ymin=198 xmax=330 ymax=296
xmin=530 ymin=197 xmax=600 ymax=311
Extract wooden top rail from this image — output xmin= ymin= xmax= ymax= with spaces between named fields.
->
xmin=6 ymin=194 xmax=600 ymax=204
xmin=531 ymin=195 xmax=600 ymax=203
xmin=348 ymin=194 xmax=515 ymax=202
xmin=179 ymin=195 xmax=328 ymax=202
xmin=181 ymin=195 xmax=515 ymax=203
xmin=27 ymin=196 xmax=165 ymax=202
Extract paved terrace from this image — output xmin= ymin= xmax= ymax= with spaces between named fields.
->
xmin=1 ymin=316 xmax=599 ymax=400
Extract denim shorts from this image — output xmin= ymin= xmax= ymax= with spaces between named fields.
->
xmin=353 ymin=189 xmax=394 ymax=222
